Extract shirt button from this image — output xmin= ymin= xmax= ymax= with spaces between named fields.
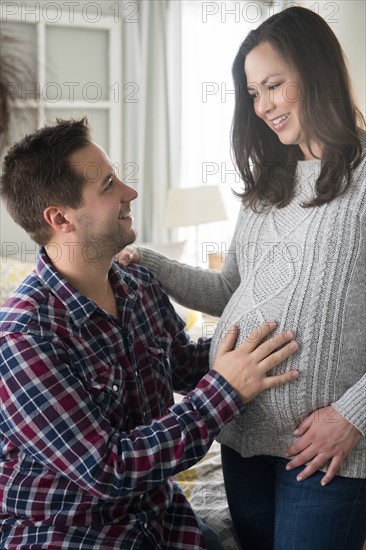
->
xmin=144 ymin=522 xmax=148 ymax=529
xmin=112 ymin=384 xmax=118 ymax=392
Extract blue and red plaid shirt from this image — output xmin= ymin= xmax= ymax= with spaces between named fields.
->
xmin=0 ymin=249 xmax=244 ymax=549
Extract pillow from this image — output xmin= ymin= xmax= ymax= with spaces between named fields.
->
xmin=0 ymin=257 xmax=34 ymax=305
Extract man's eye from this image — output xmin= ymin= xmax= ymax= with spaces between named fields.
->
xmin=105 ymin=177 xmax=114 ymax=189
xmin=268 ymin=84 xmax=279 ymax=91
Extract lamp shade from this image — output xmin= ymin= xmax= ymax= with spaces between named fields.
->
xmin=165 ymin=185 xmax=228 ymax=228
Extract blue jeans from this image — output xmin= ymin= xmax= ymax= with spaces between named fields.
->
xmin=221 ymin=445 xmax=366 ymax=550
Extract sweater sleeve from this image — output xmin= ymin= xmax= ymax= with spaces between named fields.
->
xmin=331 ymin=152 xmax=366 ymax=436
xmin=138 ymin=207 xmax=244 ymax=317
xmin=331 ymin=374 xmax=366 ymax=435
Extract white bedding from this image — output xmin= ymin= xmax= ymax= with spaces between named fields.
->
xmin=175 ymin=440 xmax=240 ymax=549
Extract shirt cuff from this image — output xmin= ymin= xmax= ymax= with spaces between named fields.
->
xmin=187 ymin=370 xmax=245 ymax=436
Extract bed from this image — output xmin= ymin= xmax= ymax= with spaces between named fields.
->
xmin=174 ymin=439 xmax=240 ymax=549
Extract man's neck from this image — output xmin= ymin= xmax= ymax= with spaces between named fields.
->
xmin=45 ymin=243 xmax=119 ymax=318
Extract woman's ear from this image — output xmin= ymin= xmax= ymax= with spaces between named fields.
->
xmin=43 ymin=206 xmax=75 ymax=234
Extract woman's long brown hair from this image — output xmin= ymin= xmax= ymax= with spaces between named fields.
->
xmin=231 ymin=6 xmax=365 ymax=211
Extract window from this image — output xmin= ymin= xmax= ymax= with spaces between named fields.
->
xmin=1 ymin=4 xmax=121 ymax=156
xmin=180 ymin=1 xmax=266 ymax=256
xmin=1 ymin=3 xmax=122 ymax=258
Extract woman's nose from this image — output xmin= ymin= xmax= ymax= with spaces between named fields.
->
xmin=255 ymin=89 xmax=275 ymax=117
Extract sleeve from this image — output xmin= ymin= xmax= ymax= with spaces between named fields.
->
xmin=0 ymin=333 xmax=244 ymax=502
xmin=331 ymin=170 xmax=366 ymax=436
xmin=331 ymin=373 xmax=366 ymax=435
xmin=137 ymin=206 xmax=245 ymax=317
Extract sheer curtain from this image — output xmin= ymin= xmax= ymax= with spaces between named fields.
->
xmin=179 ymin=1 xmax=270 ymax=252
xmin=122 ymin=0 xmax=182 ymax=243
xmin=121 ymin=0 xmax=276 ymax=246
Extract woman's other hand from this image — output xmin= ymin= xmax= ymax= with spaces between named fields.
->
xmin=286 ymin=406 xmax=362 ymax=485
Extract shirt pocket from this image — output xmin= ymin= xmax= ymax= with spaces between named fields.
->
xmin=79 ymin=356 xmax=126 ymax=411
xmin=143 ymin=337 xmax=174 ymax=416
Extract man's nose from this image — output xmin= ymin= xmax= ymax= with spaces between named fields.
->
xmin=119 ymin=180 xmax=138 ymax=202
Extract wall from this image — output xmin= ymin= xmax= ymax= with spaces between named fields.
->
xmin=301 ymin=0 xmax=365 ymax=112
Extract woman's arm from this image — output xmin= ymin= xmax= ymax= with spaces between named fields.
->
xmin=118 ymin=206 xmax=245 ymax=317
xmin=138 ymin=246 xmax=239 ymax=317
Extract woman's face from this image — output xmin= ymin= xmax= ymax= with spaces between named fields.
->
xmin=244 ymin=41 xmax=321 ymax=159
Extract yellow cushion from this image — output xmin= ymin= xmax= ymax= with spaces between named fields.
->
xmin=0 ymin=258 xmax=34 ymax=305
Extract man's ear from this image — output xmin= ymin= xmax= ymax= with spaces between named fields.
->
xmin=43 ymin=206 xmax=75 ymax=234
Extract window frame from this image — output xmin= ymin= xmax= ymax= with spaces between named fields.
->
xmin=1 ymin=7 xmax=122 ymax=163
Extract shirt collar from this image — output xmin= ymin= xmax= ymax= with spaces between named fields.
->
xmin=35 ymin=248 xmax=138 ymax=326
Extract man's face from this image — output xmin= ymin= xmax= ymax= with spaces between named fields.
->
xmin=68 ymin=142 xmax=138 ymax=260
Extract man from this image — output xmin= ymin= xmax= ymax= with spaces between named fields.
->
xmin=0 ymin=118 xmax=299 ymax=549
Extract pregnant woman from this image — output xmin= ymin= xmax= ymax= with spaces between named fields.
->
xmin=119 ymin=7 xmax=366 ymax=549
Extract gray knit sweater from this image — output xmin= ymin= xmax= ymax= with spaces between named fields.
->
xmin=140 ymin=136 xmax=366 ymax=478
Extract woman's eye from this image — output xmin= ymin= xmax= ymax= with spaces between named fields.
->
xmin=268 ymin=84 xmax=279 ymax=91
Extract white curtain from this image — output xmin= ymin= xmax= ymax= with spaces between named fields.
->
xmin=178 ymin=1 xmax=270 ymax=246
xmin=121 ymin=0 xmax=181 ymax=243
xmin=120 ymin=0 xmax=285 ymax=245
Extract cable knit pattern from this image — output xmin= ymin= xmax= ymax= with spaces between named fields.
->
xmin=140 ymin=135 xmax=366 ymax=478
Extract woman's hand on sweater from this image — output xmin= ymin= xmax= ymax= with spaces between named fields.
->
xmin=115 ymin=245 xmax=141 ymax=265
xmin=213 ymin=322 xmax=299 ymax=404
xmin=285 ymin=406 xmax=362 ymax=485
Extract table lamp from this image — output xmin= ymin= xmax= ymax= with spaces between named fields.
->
xmin=165 ymin=185 xmax=228 ymax=264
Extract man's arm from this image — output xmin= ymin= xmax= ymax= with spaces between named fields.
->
xmin=0 ymin=332 xmax=239 ymax=502
xmin=0 ymin=325 xmax=298 ymax=502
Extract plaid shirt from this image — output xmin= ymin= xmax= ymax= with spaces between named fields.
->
xmin=0 ymin=249 xmax=243 ymax=549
